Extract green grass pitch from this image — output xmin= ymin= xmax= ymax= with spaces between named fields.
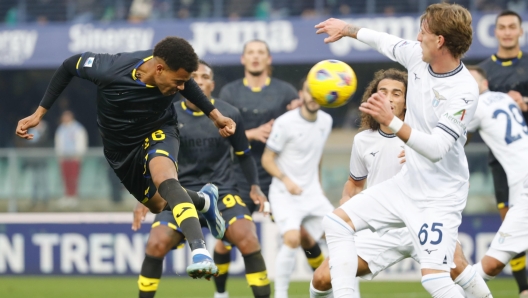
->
xmin=0 ymin=277 xmax=519 ymax=297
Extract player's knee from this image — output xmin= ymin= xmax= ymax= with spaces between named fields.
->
xmin=300 ymin=227 xmax=316 ymax=248
xmin=145 ymin=228 xmax=174 ymax=258
xmin=312 ymin=262 xmax=332 ymax=291
xmin=482 ymin=257 xmax=505 ymax=276
xmin=450 ymin=244 xmax=468 ymax=280
xmin=228 ymin=221 xmax=261 ymax=254
xmin=283 ymin=230 xmax=301 ymax=248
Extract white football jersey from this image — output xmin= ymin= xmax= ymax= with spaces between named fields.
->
xmin=467 ymin=91 xmax=528 ymax=185
xmin=358 ymin=29 xmax=479 ymax=200
xmin=266 ymin=108 xmax=333 ymax=194
xmin=350 ymin=129 xmax=405 ymax=187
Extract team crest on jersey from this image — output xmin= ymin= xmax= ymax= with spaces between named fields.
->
xmin=498 ymin=232 xmax=511 ymax=244
xmin=432 ymin=89 xmax=447 ymax=107
xmin=84 ymin=57 xmax=95 ymax=67
xmin=453 ymin=109 xmax=466 ymax=120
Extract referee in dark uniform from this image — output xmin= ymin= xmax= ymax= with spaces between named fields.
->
xmin=217 ymin=39 xmax=326 ymax=293
xmin=478 ymin=10 xmax=528 ymax=296
xmin=16 ymin=37 xmax=235 ymax=280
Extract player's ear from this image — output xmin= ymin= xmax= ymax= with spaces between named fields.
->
xmin=437 ymin=35 xmax=445 ymax=49
xmin=211 ymin=80 xmax=215 ymax=92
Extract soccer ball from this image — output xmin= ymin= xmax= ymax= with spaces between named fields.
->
xmin=307 ymin=59 xmax=357 ymax=108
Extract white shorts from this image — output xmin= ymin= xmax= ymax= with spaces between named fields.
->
xmin=487 ymin=195 xmax=528 ymax=264
xmin=339 ymin=177 xmax=466 ymax=271
xmin=269 ymin=187 xmax=334 ymax=240
xmin=355 ymin=228 xmax=418 ymax=280
xmin=508 ymin=175 xmax=528 ymax=207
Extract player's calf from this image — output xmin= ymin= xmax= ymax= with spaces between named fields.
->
xmin=275 ymin=230 xmax=301 ymax=298
xmin=139 ymin=225 xmax=182 ymax=298
xmin=213 ymin=242 xmax=232 ymax=297
xmin=301 ymin=227 xmax=324 ymax=271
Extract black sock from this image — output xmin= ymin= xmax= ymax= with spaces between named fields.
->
xmin=243 ymin=250 xmax=270 ymax=298
xmin=158 ymin=179 xmax=205 ymax=250
xmin=511 ymin=252 xmax=528 ymax=293
xmin=138 ymin=254 xmax=163 ymax=298
xmin=304 ymin=243 xmax=324 ymax=271
xmin=185 ymin=189 xmax=205 ymax=211
xmin=213 ymin=249 xmax=231 ymax=293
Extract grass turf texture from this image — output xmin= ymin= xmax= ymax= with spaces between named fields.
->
xmin=0 ymin=277 xmax=518 ymax=297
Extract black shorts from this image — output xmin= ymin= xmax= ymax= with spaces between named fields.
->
xmin=104 ymin=123 xmax=179 ymax=203
xmin=488 ymin=151 xmax=509 ymax=209
xmin=152 ymin=192 xmax=252 ymax=244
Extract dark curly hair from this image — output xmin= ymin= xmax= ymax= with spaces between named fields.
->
xmin=360 ymin=69 xmax=408 ymax=131
xmin=153 ymin=37 xmax=198 ymax=73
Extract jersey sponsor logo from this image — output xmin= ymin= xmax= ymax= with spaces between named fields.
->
xmin=424 ymin=248 xmax=438 ymax=254
xmin=0 ymin=30 xmax=38 ymax=66
xmin=442 ymin=112 xmax=466 ymax=130
xmin=498 ymin=232 xmax=511 ymax=244
xmin=68 ymin=24 xmax=154 ymax=54
xmin=454 ymin=109 xmax=466 ymax=121
xmin=189 ymin=21 xmax=298 ymax=57
xmin=413 ymin=73 xmax=420 ymax=80
xmin=84 ymin=57 xmax=95 ymax=67
xmin=460 ymin=98 xmax=473 ymax=104
xmin=432 ymin=89 xmax=447 ymax=107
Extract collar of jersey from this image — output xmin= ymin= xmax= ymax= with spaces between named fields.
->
xmin=427 ymin=63 xmax=463 ymax=78
xmin=378 ymin=128 xmax=396 ymax=138
xmin=491 ymin=51 xmax=522 ymax=67
xmin=243 ymin=77 xmax=271 ymax=92
xmin=131 ymin=56 xmax=155 ymax=88
xmin=181 ymin=99 xmax=215 ymax=116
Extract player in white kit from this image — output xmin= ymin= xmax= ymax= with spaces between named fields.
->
xmin=466 ymin=66 xmax=528 ymax=288
xmin=310 ymin=69 xmax=492 ymax=298
xmin=261 ymin=77 xmax=334 ymax=298
xmin=316 ymin=3 xmax=479 ymax=297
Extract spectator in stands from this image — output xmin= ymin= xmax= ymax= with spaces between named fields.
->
xmin=55 ymin=110 xmax=87 ymax=208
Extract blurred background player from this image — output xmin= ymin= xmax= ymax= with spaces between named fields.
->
xmin=467 ymin=66 xmax=528 ymax=297
xmin=478 ymin=11 xmax=528 ymax=295
xmin=261 ymin=76 xmax=333 ymax=298
xmin=316 ymin=4 xmax=479 ymax=297
xmin=217 ymin=39 xmax=325 ymax=290
xmin=310 ymin=69 xmax=492 ymax=298
xmin=54 ymin=110 xmax=87 ymax=208
xmin=132 ymin=60 xmax=270 ymax=298
xmin=15 ymin=36 xmax=236 ymax=279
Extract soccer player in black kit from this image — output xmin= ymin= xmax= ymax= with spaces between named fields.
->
xmin=15 ymin=37 xmax=235 ymax=280
xmin=478 ymin=11 xmax=528 ymax=296
xmin=217 ymin=39 xmax=325 ymax=295
xmin=132 ymin=60 xmax=270 ymax=298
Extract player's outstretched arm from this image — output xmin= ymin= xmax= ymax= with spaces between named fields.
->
xmin=315 ymin=18 xmax=361 ymax=43
xmin=16 ymin=54 xmax=81 ymax=139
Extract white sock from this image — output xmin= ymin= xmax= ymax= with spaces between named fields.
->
xmin=275 ymin=244 xmax=297 ymax=298
xmin=421 ymin=272 xmax=464 ymax=298
xmin=310 ymin=281 xmax=334 ymax=298
xmin=323 ymin=213 xmax=357 ymax=298
xmin=214 ymin=292 xmax=229 ymax=298
xmin=454 ymin=265 xmax=493 ymax=298
xmin=352 ymin=277 xmax=361 ymax=298
xmin=474 ymin=262 xmax=496 ymax=282
xmin=200 ymin=193 xmax=210 ymax=212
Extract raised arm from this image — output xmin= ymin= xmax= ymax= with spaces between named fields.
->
xmin=16 ymin=54 xmax=81 ymax=139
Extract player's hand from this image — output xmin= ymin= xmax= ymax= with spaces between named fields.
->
xmin=315 ymin=18 xmax=348 ymax=43
xmin=287 ymin=99 xmax=302 ymax=110
xmin=209 ymin=109 xmax=236 ymax=137
xmin=398 ymin=149 xmax=406 ymax=164
xmin=508 ymin=90 xmax=528 ymax=112
xmin=250 ymin=185 xmax=270 ymax=214
xmin=282 ymin=176 xmax=302 ymax=195
xmin=359 ymin=92 xmax=393 ymax=126
xmin=16 ymin=106 xmax=47 ymax=140
xmin=339 ymin=195 xmax=352 ymax=206
xmin=132 ymin=202 xmax=150 ymax=231
xmin=247 ymin=119 xmax=274 ymax=143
